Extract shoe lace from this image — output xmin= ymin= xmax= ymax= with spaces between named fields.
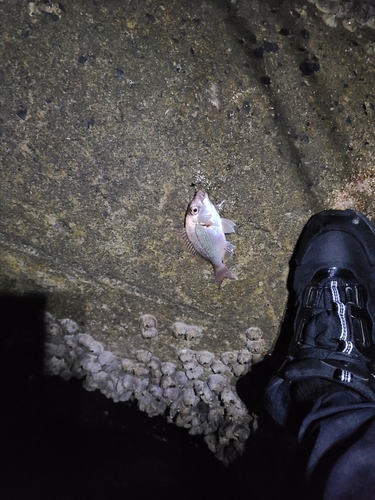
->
xmin=295 ymin=274 xmax=373 ymax=360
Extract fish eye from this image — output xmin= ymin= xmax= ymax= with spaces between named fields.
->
xmin=191 ymin=206 xmax=199 ymax=214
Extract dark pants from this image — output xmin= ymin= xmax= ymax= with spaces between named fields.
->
xmin=296 ymin=390 xmax=375 ymax=499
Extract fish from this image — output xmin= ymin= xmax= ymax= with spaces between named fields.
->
xmin=183 ymin=190 xmax=237 ymax=288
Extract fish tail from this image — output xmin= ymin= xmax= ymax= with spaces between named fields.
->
xmin=214 ymin=265 xmax=237 ymax=288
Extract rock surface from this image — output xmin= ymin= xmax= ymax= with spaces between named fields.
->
xmin=1 ymin=0 xmax=375 ymax=461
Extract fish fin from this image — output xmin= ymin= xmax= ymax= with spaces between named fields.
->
xmin=214 ymin=265 xmax=237 ymax=288
xmin=221 ymin=218 xmax=236 ymax=234
xmin=224 ymin=241 xmax=235 ymax=261
xmin=181 ymin=229 xmax=209 ymax=264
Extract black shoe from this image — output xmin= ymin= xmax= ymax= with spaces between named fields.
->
xmin=265 ymin=210 xmax=375 ymax=426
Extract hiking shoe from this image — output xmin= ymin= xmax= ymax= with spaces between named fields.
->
xmin=264 ymin=210 xmax=375 ymax=426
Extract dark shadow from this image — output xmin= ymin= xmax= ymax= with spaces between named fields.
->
xmin=0 ymin=293 xmax=46 ymax=425
xmin=234 ymin=287 xmax=299 ymax=499
xmin=0 ymin=293 xmax=245 ymax=500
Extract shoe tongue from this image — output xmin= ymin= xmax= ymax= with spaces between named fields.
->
xmin=304 ymin=309 xmax=343 ymax=349
xmin=303 ymin=278 xmax=348 ymax=350
xmin=307 ymin=277 xmax=346 ymax=313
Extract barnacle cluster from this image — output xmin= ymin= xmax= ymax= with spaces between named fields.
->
xmin=309 ymin=0 xmax=375 ymax=30
xmin=44 ymin=313 xmax=266 ymax=464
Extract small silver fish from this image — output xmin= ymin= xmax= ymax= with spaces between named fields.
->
xmin=183 ymin=190 xmax=237 ymax=288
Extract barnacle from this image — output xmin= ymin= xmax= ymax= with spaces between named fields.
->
xmin=44 ymin=312 xmax=265 ymax=464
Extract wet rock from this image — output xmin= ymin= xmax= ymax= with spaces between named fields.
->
xmin=260 ymin=75 xmax=271 ymax=85
xmin=263 ymin=41 xmax=279 ymax=53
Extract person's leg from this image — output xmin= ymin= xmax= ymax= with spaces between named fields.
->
xmin=297 ymin=390 xmax=375 ymax=499
xmin=265 ymin=209 xmax=375 ymax=499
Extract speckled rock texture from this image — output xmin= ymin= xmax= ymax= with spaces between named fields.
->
xmin=1 ymin=0 xmax=375 ymax=461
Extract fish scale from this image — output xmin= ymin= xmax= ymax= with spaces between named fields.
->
xmin=195 ymin=224 xmax=224 ymax=264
